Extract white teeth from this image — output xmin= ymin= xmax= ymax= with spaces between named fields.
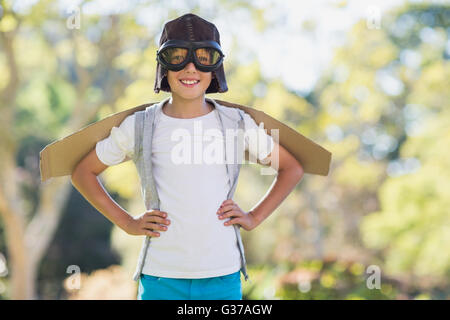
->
xmin=181 ymin=80 xmax=199 ymax=84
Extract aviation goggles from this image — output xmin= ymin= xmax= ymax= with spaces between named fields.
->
xmin=156 ymin=39 xmax=225 ymax=72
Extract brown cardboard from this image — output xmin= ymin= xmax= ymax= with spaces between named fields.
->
xmin=39 ymin=99 xmax=332 ymax=182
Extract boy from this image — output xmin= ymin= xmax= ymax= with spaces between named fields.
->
xmin=71 ymin=13 xmax=304 ymax=300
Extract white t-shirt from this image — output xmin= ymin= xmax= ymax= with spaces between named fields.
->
xmin=96 ymin=104 xmax=274 ymax=278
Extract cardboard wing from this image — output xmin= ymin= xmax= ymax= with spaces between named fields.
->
xmin=39 ymin=99 xmax=332 ymax=182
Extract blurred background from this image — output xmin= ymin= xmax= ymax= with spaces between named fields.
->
xmin=0 ymin=0 xmax=449 ymax=300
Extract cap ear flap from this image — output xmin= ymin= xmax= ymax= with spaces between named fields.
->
xmin=161 ymin=76 xmax=170 ymax=92
xmin=206 ymin=75 xmax=218 ymax=93
xmin=154 ymin=63 xmax=169 ymax=93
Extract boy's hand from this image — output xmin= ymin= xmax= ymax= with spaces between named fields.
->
xmin=125 ymin=210 xmax=171 ymax=237
xmin=216 ymin=199 xmax=259 ymax=231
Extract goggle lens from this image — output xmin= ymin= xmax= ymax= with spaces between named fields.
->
xmin=195 ymin=48 xmax=222 ymax=66
xmin=160 ymin=47 xmax=188 ymax=65
xmin=160 ymin=47 xmax=222 ymax=66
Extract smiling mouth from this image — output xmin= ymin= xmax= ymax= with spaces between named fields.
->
xmin=179 ymin=80 xmax=200 ymax=87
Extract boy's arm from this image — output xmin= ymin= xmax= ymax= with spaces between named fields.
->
xmin=218 ymin=141 xmax=303 ymax=231
xmin=70 ymin=148 xmax=134 ymax=232
xmin=249 ymin=141 xmax=304 ymax=227
xmin=71 ymin=148 xmax=170 ymax=237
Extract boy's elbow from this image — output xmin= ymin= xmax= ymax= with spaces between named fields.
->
xmin=278 ymin=156 xmax=304 ymax=177
xmin=71 ymin=162 xmax=91 ymax=185
xmin=71 ymin=165 xmax=82 ymax=186
xmin=285 ymin=157 xmax=304 ymax=179
xmin=297 ymin=164 xmax=304 ymax=180
xmin=291 ymin=161 xmax=304 ymax=180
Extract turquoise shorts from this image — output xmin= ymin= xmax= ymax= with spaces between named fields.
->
xmin=137 ymin=270 xmax=242 ymax=300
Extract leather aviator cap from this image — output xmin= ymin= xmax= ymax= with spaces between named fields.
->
xmin=154 ymin=13 xmax=228 ymax=94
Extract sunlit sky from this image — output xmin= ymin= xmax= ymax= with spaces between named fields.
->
xmin=13 ymin=0 xmax=445 ymax=93
xmin=80 ymin=0 xmax=407 ymax=93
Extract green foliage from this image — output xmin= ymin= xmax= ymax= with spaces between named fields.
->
xmin=361 ymin=109 xmax=450 ymax=278
xmin=313 ymin=3 xmax=450 ymax=283
xmin=356 ymin=4 xmax=450 ymax=280
xmin=243 ymin=258 xmax=449 ymax=300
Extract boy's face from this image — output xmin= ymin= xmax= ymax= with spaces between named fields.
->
xmin=166 ymin=49 xmax=212 ymax=99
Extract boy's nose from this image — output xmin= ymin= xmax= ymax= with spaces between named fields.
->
xmin=184 ymin=62 xmax=198 ymax=72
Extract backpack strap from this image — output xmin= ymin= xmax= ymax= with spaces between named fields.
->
xmin=226 ymin=109 xmax=246 ymax=200
xmin=131 ymin=106 xmax=159 ymax=282
xmin=228 ymin=109 xmax=250 ymax=281
xmin=133 ymin=110 xmax=145 ymax=163
xmin=142 ymin=105 xmax=161 ymax=211
xmin=132 ymin=105 xmax=161 ymax=210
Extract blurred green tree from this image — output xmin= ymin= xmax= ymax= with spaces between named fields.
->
xmin=313 ymin=3 xmax=449 ymax=281
xmin=0 ymin=0 xmax=154 ymax=299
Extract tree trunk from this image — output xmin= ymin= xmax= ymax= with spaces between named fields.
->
xmin=0 ymin=156 xmax=72 ymax=299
